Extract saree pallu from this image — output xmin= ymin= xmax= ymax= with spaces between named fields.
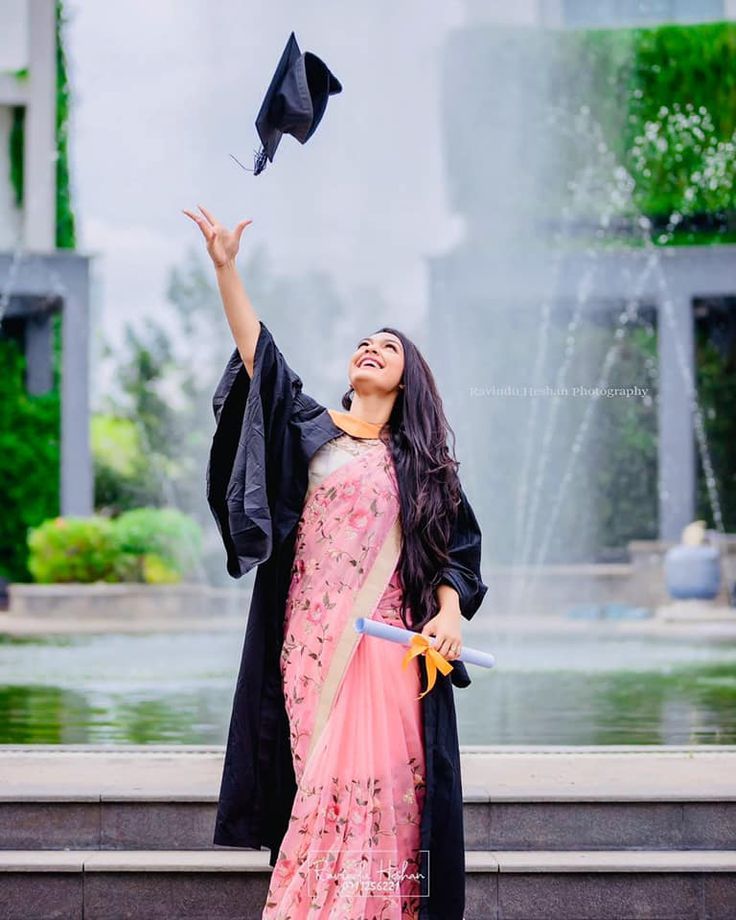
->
xmin=263 ymin=439 xmax=426 ymax=919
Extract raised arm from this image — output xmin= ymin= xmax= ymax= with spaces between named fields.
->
xmin=182 ymin=203 xmax=259 ymax=374
xmin=214 ymin=261 xmax=261 ymax=377
xmin=184 ymin=207 xmax=328 ymax=577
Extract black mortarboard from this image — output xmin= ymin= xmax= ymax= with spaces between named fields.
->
xmin=231 ymin=31 xmax=342 ymax=176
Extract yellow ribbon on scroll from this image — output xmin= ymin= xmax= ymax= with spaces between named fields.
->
xmin=401 ymin=634 xmax=454 ymax=699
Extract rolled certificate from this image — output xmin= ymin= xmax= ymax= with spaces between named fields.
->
xmin=354 ymin=617 xmax=496 ymax=668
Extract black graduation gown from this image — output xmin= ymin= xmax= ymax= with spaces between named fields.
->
xmin=207 ymin=320 xmax=489 ymax=920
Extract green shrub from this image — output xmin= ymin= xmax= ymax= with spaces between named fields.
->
xmin=142 ymin=553 xmax=182 ymax=584
xmin=28 ymin=516 xmax=119 ymax=583
xmin=27 ymin=507 xmax=203 ymax=584
xmin=112 ymin=508 xmax=202 ymax=580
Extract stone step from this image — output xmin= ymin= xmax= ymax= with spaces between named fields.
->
xmin=1 ymin=794 xmax=734 ymax=852
xmin=1 ymin=746 xmax=735 ymax=853
xmin=464 ymin=850 xmax=736 ymax=920
xmin=0 ymin=849 xmax=734 ymax=919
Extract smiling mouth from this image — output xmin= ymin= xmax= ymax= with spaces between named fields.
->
xmin=359 ymin=358 xmax=383 ymax=369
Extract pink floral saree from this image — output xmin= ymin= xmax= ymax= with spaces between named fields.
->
xmin=262 ymin=437 xmax=427 ymax=919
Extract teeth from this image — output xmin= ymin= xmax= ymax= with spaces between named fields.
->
xmin=361 ymin=359 xmax=380 ymax=368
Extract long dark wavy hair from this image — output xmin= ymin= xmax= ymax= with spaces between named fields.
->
xmin=341 ymin=326 xmax=462 ymax=633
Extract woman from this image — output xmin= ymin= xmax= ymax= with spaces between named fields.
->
xmin=184 ymin=205 xmax=488 ymax=919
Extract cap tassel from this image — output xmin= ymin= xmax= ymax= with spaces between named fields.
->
xmin=229 ymin=147 xmax=269 ymax=176
xmin=253 ymin=146 xmax=269 ymax=175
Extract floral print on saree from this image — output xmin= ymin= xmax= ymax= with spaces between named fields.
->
xmin=263 ymin=439 xmax=427 ymax=919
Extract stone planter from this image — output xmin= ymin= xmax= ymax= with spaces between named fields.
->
xmin=664 ymin=544 xmax=721 ymax=600
xmin=7 ymin=582 xmax=249 ymax=621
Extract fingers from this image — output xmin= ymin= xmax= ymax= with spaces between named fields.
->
xmin=447 ymin=641 xmax=462 ymax=661
xmin=420 ymin=624 xmax=461 ymax=660
xmin=437 ymin=636 xmax=462 ymax=660
xmin=182 ymin=209 xmax=214 ymax=242
xmin=197 ymin=203 xmax=220 ymax=228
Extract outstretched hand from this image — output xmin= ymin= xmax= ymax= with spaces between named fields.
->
xmin=182 ymin=204 xmax=252 ymax=269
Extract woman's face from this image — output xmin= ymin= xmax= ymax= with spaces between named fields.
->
xmin=349 ymin=332 xmax=405 ymax=394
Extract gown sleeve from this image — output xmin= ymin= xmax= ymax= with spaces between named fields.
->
xmin=206 ymin=320 xmax=316 ymax=578
xmin=436 ymin=485 xmax=489 ymax=621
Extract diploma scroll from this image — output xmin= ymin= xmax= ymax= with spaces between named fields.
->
xmin=354 ymin=617 xmax=496 ymax=668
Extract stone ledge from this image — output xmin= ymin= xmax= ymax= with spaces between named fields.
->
xmin=1 ymin=746 xmax=735 ymax=803
xmin=2 ymin=849 xmax=735 ymax=874
xmin=0 ymin=849 xmax=269 ymax=872
xmin=468 ymin=850 xmax=736 ymax=873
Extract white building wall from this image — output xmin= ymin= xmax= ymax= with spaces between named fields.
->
xmin=0 ymin=0 xmax=56 ymax=252
xmin=0 ymin=0 xmax=29 ymax=71
xmin=0 ymin=0 xmax=29 ymax=249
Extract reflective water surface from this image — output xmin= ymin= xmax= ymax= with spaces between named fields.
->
xmin=1 ymin=626 xmax=735 ymax=745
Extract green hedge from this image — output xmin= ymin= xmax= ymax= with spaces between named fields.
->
xmin=554 ymin=21 xmax=736 ymax=241
xmin=0 ymin=339 xmax=61 ymax=581
xmin=448 ymin=21 xmax=736 ymax=243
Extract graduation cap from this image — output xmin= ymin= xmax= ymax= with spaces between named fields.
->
xmin=230 ymin=31 xmax=342 ymax=176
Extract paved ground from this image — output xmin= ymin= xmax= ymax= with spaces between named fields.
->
xmin=0 ymin=745 xmax=734 ymax=800
xmin=1 ymin=607 xmax=735 ymax=640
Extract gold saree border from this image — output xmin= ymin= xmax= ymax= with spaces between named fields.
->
xmin=304 ymin=514 xmax=402 ymax=770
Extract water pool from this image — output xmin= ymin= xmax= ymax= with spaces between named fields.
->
xmin=0 ymin=623 xmax=734 ymax=745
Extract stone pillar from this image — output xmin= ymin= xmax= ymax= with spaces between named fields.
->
xmin=60 ymin=260 xmax=92 ymax=516
xmin=657 ymin=293 xmax=696 ymax=541
xmin=24 ymin=0 xmax=57 ymax=251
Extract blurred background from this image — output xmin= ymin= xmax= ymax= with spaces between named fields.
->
xmin=1 ymin=0 xmax=735 ymax=747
